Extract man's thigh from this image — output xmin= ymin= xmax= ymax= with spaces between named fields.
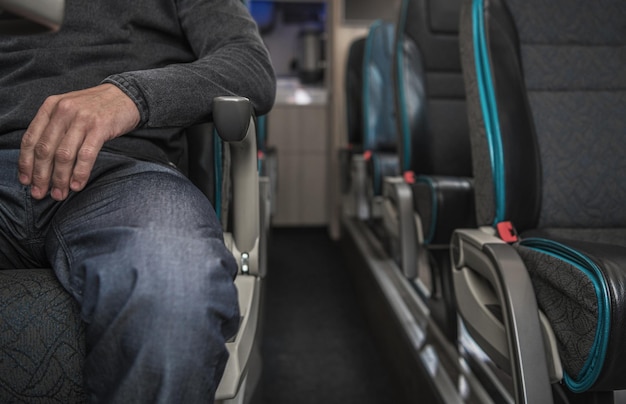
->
xmin=45 ymin=152 xmax=236 ymax=309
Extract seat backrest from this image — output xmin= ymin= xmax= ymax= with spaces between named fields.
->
xmin=186 ymin=124 xmax=231 ymax=230
xmin=345 ymin=37 xmax=366 ymax=148
xmin=394 ymin=0 xmax=471 ymax=176
xmin=362 ymin=20 xmax=397 ymax=152
xmin=460 ymin=0 xmax=626 ymax=232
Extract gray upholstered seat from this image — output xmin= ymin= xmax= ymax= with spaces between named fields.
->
xmin=453 ymin=0 xmax=626 ymax=400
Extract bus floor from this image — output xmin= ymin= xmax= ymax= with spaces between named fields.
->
xmin=252 ymin=227 xmax=402 ymax=404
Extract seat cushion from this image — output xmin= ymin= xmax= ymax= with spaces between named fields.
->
xmin=411 ymin=175 xmax=475 ymax=245
xmin=367 ymin=151 xmax=400 ymax=196
xmin=0 ymin=269 xmax=86 ymax=402
xmin=515 ymin=229 xmax=626 ymax=392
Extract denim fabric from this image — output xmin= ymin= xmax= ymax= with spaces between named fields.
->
xmin=0 ymin=149 xmax=240 ymax=403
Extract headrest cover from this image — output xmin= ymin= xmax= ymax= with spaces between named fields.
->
xmin=428 ymin=0 xmax=462 ymax=34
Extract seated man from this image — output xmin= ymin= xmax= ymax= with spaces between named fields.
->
xmin=0 ymin=0 xmax=275 ymax=402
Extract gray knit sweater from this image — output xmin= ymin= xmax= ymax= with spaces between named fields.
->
xmin=0 ymin=0 xmax=276 ymax=167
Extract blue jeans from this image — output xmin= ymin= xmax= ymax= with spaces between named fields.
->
xmin=0 ymin=149 xmax=239 ymax=403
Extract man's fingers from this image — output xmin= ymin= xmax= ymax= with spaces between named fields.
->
xmin=27 ymin=100 xmax=72 ymax=199
xmin=19 ymin=84 xmax=141 ymax=200
xmin=49 ymin=125 xmax=87 ymax=201
xmin=17 ymin=98 xmax=56 ymax=186
xmin=69 ymin=139 xmax=103 ymax=193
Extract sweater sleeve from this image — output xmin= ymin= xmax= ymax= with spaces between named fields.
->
xmin=103 ymin=0 xmax=276 ymax=129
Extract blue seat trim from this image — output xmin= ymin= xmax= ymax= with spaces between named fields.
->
xmin=257 ymin=115 xmax=267 ymax=152
xmin=472 ymin=0 xmax=505 ymax=225
xmin=361 ymin=19 xmax=382 ymax=151
xmin=396 ymin=0 xmax=412 ymax=172
xmin=520 ymin=237 xmax=611 ymax=392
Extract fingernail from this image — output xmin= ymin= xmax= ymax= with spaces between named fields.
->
xmin=51 ymin=188 xmax=64 ymax=201
xmin=31 ymin=186 xmax=43 ymax=199
xmin=70 ymin=180 xmax=81 ymax=191
xmin=18 ymin=173 xmax=29 ymax=184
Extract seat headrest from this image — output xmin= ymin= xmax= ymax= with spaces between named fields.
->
xmin=428 ymin=0 xmax=461 ymax=34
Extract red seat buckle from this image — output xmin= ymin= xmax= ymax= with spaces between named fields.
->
xmin=257 ymin=150 xmax=265 ymax=160
xmin=497 ymin=221 xmax=518 ymax=243
xmin=363 ymin=150 xmax=372 ymax=161
xmin=403 ymin=171 xmax=415 ymax=184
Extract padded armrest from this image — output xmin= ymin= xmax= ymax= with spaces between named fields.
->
xmin=451 ymin=228 xmax=554 ymax=404
xmin=213 ymin=96 xmax=260 ymax=275
xmin=0 ymin=0 xmax=64 ymax=31
xmin=412 ymin=175 xmax=475 ymax=245
xmin=213 ymin=96 xmax=263 ymax=401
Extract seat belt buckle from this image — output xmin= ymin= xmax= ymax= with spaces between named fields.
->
xmin=403 ymin=170 xmax=415 ymax=184
xmin=363 ymin=150 xmax=372 ymax=162
xmin=496 ymin=221 xmax=518 ymax=243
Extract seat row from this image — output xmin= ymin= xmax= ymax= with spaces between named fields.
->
xmin=0 ymin=2 xmax=275 ymax=403
xmin=341 ymin=0 xmax=626 ymax=402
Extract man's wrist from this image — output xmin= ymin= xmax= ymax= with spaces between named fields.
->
xmin=102 ymin=75 xmax=148 ymax=128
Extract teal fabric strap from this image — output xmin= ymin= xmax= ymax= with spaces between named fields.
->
xmin=472 ymin=0 xmax=506 ymax=224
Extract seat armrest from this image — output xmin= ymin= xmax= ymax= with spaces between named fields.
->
xmin=412 ymin=176 xmax=475 ymax=245
xmin=214 ymin=96 xmax=260 ymax=275
xmin=382 ymin=177 xmax=419 ymax=279
xmin=213 ymin=96 xmax=264 ymax=401
xmin=451 ymin=228 xmax=553 ymax=404
xmin=0 ymin=0 xmax=64 ymax=31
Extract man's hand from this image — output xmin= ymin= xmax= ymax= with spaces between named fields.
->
xmin=18 ymin=84 xmax=141 ymax=201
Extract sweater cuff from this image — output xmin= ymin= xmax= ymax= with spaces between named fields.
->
xmin=102 ymin=74 xmax=149 ymax=128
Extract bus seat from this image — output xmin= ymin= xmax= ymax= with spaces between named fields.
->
xmin=380 ymin=0 xmax=474 ymax=342
xmin=0 ymin=95 xmax=267 ymax=404
xmin=340 ymin=37 xmax=368 ymax=218
xmin=342 ymin=21 xmax=400 ymax=221
xmin=452 ymin=0 xmax=626 ymax=401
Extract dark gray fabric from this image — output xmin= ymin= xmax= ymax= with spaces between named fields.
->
xmin=427 ymin=0 xmax=463 ymax=33
xmin=425 ymin=72 xmax=466 ymax=99
xmin=522 ymin=45 xmax=626 ymax=91
xmin=527 ymin=91 xmax=626 ymax=227
xmin=0 ymin=269 xmax=86 ymax=403
xmin=397 ymin=0 xmax=472 ymax=177
xmin=0 ymin=0 xmax=276 ymax=167
xmin=502 ymin=0 xmax=626 ymax=228
xmin=346 ymin=38 xmax=367 ymax=146
xmin=503 ymin=0 xmax=626 ymax=45
xmin=515 ymin=245 xmax=597 ymax=380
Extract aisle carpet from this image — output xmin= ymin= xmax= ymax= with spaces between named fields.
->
xmin=254 ymin=228 xmax=399 ymax=404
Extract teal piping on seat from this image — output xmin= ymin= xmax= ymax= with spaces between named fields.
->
xmin=257 ymin=115 xmax=266 ymax=152
xmin=416 ymin=176 xmax=437 ymax=245
xmin=213 ymin=129 xmax=223 ymax=221
xmin=362 ymin=19 xmax=382 ymax=151
xmin=472 ymin=0 xmax=505 ymax=225
xmin=396 ymin=0 xmax=411 ymax=172
xmin=520 ymin=238 xmax=610 ymax=392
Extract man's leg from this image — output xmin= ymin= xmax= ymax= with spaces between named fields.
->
xmin=0 ymin=150 xmax=49 ymax=268
xmin=45 ymin=153 xmax=239 ymax=403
